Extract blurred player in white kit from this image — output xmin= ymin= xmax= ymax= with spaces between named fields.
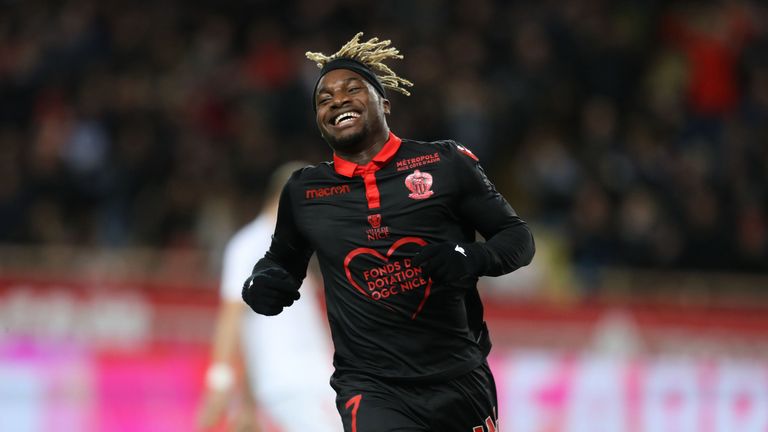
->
xmin=197 ymin=162 xmax=338 ymax=432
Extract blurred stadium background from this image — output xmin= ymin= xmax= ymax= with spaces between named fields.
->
xmin=1 ymin=0 xmax=767 ymax=430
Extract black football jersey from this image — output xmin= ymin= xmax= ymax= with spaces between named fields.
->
xmin=269 ymin=132 xmax=531 ymax=381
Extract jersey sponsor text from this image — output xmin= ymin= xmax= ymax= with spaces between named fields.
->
xmin=395 ymin=152 xmax=441 ymax=171
xmin=305 ymin=184 xmax=351 ymax=199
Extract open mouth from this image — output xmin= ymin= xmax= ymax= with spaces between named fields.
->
xmin=331 ymin=111 xmax=361 ymax=127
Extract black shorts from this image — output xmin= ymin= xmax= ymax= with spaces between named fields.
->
xmin=331 ymin=362 xmax=499 ymax=432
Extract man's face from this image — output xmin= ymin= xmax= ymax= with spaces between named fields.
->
xmin=315 ymin=68 xmax=390 ymax=151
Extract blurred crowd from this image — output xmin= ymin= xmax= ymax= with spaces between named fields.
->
xmin=0 ymin=0 xmax=766 ymax=277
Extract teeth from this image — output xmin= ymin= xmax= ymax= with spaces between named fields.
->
xmin=334 ymin=112 xmax=360 ymax=125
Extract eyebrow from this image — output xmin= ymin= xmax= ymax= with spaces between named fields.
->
xmin=317 ymin=77 xmax=364 ymax=96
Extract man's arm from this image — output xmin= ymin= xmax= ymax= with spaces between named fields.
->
xmin=456 ymin=152 xmax=535 ymax=276
xmin=198 ymin=232 xmax=263 ymax=431
xmin=243 ymin=171 xmax=315 ymax=315
xmin=414 ymin=144 xmax=534 ymax=281
xmin=260 ymin=169 xmax=314 ymax=280
xmin=196 ymin=300 xmax=258 ymax=431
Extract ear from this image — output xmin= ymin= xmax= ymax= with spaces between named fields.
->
xmin=382 ymin=98 xmax=391 ymax=115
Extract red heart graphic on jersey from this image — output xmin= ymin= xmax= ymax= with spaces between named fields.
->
xmin=343 ymin=236 xmax=431 ymax=320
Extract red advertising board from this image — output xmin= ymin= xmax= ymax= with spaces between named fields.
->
xmin=2 ymin=275 xmax=768 ymax=431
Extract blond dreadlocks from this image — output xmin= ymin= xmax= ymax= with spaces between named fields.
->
xmin=306 ymin=32 xmax=413 ymax=96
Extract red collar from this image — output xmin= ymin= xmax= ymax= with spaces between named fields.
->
xmin=333 ymin=132 xmax=402 ymax=177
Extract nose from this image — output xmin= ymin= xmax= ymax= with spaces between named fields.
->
xmin=330 ymin=91 xmax=351 ymax=109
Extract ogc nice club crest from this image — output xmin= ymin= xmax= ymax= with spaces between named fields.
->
xmin=367 ymin=213 xmax=382 ymax=229
xmin=405 ymin=170 xmax=434 ymax=200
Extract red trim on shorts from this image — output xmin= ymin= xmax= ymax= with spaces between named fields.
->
xmin=344 ymin=394 xmax=362 ymax=432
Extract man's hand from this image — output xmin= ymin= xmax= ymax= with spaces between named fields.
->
xmin=195 ymin=387 xmax=261 ymax=432
xmin=242 ymin=266 xmax=300 ymax=316
xmin=413 ymin=242 xmax=488 ymax=283
xmin=196 ymin=387 xmax=231 ymax=430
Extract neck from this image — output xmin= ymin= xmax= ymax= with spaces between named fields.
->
xmin=332 ymin=127 xmax=390 ymax=166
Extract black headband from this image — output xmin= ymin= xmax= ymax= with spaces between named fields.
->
xmin=312 ymin=58 xmax=386 ymax=110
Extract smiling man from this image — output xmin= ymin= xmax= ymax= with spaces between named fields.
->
xmin=242 ymin=32 xmax=535 ymax=432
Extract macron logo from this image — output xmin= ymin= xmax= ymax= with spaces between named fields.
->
xmin=454 ymin=245 xmax=467 ymax=256
xmin=305 ymin=185 xmax=351 ymax=199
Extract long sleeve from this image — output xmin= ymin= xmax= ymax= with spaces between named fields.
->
xmin=455 ymin=145 xmax=535 ymax=277
xmin=257 ymin=170 xmax=315 ymax=282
